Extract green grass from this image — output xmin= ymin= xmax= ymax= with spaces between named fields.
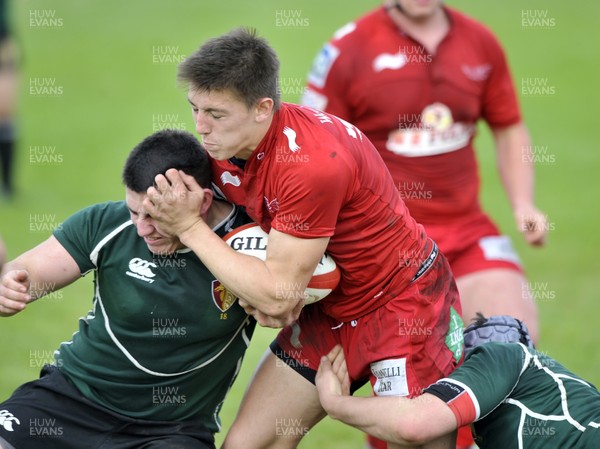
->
xmin=1 ymin=1 xmax=599 ymax=447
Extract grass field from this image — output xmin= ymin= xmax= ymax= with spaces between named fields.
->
xmin=1 ymin=1 xmax=599 ymax=447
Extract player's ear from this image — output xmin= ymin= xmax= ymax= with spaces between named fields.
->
xmin=200 ymin=188 xmax=214 ymax=215
xmin=254 ymin=97 xmax=274 ymax=123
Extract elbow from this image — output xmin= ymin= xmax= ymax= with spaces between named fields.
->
xmin=390 ymin=420 xmax=430 ymax=446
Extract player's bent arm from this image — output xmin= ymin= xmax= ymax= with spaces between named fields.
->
xmin=0 ymin=236 xmax=81 ymax=316
xmin=178 ymin=220 xmax=329 ymax=322
xmin=493 ymin=122 xmax=547 ymax=246
xmin=323 ymin=393 xmax=457 ymax=446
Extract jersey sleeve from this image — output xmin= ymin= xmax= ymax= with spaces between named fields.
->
xmin=424 ymin=343 xmax=528 ymax=425
xmin=480 ymin=31 xmax=522 ymax=127
xmin=303 ymin=32 xmax=354 ymax=119
xmin=53 ymin=202 xmax=128 ymax=274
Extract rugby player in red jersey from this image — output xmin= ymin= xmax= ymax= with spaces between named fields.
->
xmin=144 ymin=27 xmax=463 ymax=449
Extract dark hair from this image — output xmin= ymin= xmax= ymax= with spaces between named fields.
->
xmin=178 ymin=27 xmax=281 ymax=111
xmin=122 ymin=129 xmax=211 ymax=193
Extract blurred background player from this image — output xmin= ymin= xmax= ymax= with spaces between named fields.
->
xmin=316 ymin=315 xmax=600 ymax=449
xmin=302 ymin=0 xmax=547 ymax=340
xmin=302 ymin=1 xmax=548 ymax=447
xmin=0 ymin=0 xmax=18 ymax=198
xmin=0 ymin=130 xmax=256 ymax=449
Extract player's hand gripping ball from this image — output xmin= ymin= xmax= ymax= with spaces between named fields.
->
xmin=223 ymin=224 xmax=340 ymax=304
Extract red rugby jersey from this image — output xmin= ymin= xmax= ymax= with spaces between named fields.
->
xmin=303 ymin=7 xmax=521 ymax=223
xmin=211 ymin=103 xmax=429 ymax=322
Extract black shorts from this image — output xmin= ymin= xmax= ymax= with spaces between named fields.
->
xmin=0 ymin=365 xmax=214 ymax=449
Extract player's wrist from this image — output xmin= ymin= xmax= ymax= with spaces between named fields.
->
xmin=178 ymin=219 xmax=208 ymax=246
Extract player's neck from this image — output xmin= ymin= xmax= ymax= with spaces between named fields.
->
xmin=205 ymin=199 xmax=234 ymax=229
xmin=386 ymin=3 xmax=450 ymax=54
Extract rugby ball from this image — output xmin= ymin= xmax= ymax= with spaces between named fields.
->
xmin=223 ymin=223 xmax=340 ymax=304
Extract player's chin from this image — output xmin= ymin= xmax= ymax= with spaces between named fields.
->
xmin=146 ymin=240 xmax=178 ymax=256
xmin=202 ymin=143 xmax=225 ymax=160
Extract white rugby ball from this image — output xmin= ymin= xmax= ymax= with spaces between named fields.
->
xmin=223 ymin=223 xmax=340 ymax=304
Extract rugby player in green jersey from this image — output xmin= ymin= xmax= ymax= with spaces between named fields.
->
xmin=316 ymin=315 xmax=600 ymax=449
xmin=0 ymin=130 xmax=256 ymax=449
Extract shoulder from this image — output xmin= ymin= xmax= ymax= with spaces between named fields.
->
xmin=277 ymin=105 xmax=358 ymax=164
xmin=67 ymin=201 xmax=129 ymax=226
xmin=447 ymin=7 xmax=506 ymax=55
xmin=463 ymin=342 xmax=531 ymax=378
xmin=331 ymin=7 xmax=388 ymax=45
xmin=307 ymin=7 xmax=390 ymax=86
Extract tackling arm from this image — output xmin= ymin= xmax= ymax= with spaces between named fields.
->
xmin=316 ymin=346 xmax=457 ymax=446
xmin=0 ymin=235 xmax=81 ymax=316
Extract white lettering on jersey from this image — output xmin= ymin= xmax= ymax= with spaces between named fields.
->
xmin=307 ymin=43 xmax=340 ymax=89
xmin=371 ymin=358 xmax=409 ymax=396
xmin=0 ymin=409 xmax=20 ymax=432
xmin=221 ymin=171 xmax=241 ymax=187
xmin=479 ymin=235 xmax=522 ymax=266
xmin=337 ymin=116 xmax=362 ymax=140
xmin=283 ymin=127 xmax=301 ymax=152
xmin=126 ymin=257 xmax=157 ymax=284
xmin=386 ymin=123 xmax=474 ymax=157
xmin=373 ymin=51 xmax=407 ymax=72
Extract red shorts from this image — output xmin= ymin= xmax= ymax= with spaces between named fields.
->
xmin=424 ymin=213 xmax=523 ymax=278
xmin=273 ymin=248 xmax=463 ymax=397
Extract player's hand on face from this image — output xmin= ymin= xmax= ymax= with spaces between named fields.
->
xmin=514 ymin=205 xmax=548 ymax=247
xmin=0 ymin=270 xmax=32 ymax=317
xmin=143 ymin=169 xmax=205 ymax=237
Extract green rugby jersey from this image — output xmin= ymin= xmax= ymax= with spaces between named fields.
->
xmin=52 ymin=201 xmax=256 ymax=431
xmin=427 ymin=342 xmax=600 ymax=448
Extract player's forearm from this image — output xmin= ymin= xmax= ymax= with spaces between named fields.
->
xmin=323 ymin=395 xmax=426 ymax=446
xmin=495 ymin=123 xmax=536 ymax=211
xmin=1 ymin=236 xmax=81 ymax=299
xmin=178 ymin=221 xmax=304 ymax=319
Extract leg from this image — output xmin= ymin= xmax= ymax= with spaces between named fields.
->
xmin=222 ymin=348 xmax=325 ymax=449
xmin=0 ymin=139 xmax=14 ymax=196
xmin=0 ymin=38 xmax=19 ymax=197
xmin=456 ymin=268 xmax=539 ymax=344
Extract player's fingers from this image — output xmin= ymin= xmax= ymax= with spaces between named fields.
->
xmin=331 ymin=351 xmax=349 ymax=388
xmin=153 ymin=174 xmax=171 ymax=195
xmin=179 ymin=170 xmax=203 ymax=192
xmin=0 ymin=297 xmax=27 ymax=315
xmin=13 ymin=269 xmax=30 ymax=284
xmin=1 ymin=271 xmax=31 ymax=296
xmin=142 ymin=195 xmax=158 ymax=217
xmin=327 ymin=344 xmax=343 ymax=363
xmin=522 ymin=216 xmax=547 ymax=247
xmin=317 ymin=355 xmax=332 ymax=376
xmin=164 ymin=169 xmax=186 ymax=191
xmin=526 ymin=229 xmax=546 ymax=246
